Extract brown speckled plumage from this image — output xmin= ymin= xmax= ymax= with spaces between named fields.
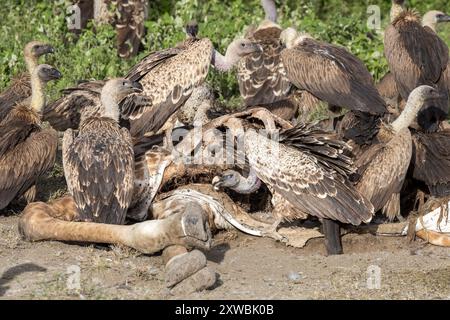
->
xmin=237 ymin=24 xmax=291 ymax=107
xmin=125 ymin=38 xmax=213 ymax=137
xmin=62 ymin=117 xmax=134 ymax=224
xmin=242 ymin=121 xmax=374 ymax=225
xmin=0 ymin=104 xmax=57 ymax=210
xmin=354 ymin=126 xmax=412 ymax=218
xmin=384 ymin=10 xmax=449 ymax=131
xmin=281 ymin=38 xmax=386 ymax=115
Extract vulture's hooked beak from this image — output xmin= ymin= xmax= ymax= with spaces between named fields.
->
xmin=212 ymin=176 xmax=224 ymax=191
xmin=131 ymin=81 xmax=144 ymax=93
xmin=37 ymin=44 xmax=55 ymax=56
xmin=49 ymin=68 xmax=63 ymax=80
xmin=440 ymin=14 xmax=450 ymax=22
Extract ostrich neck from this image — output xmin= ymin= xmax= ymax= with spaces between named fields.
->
xmin=212 ymin=49 xmax=239 ymax=72
xmin=30 ymin=71 xmax=45 ymax=113
xmin=261 ymin=0 xmax=277 ymax=22
xmin=101 ymin=93 xmax=120 ymax=122
xmin=231 ymin=169 xmax=261 ymax=194
xmin=391 ymin=94 xmax=424 ymax=133
xmin=390 ymin=3 xmax=405 ymax=22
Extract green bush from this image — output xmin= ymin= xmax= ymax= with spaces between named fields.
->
xmin=0 ymin=0 xmax=449 ymax=106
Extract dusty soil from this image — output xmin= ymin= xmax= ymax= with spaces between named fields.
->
xmin=1 ymin=213 xmax=449 ymax=300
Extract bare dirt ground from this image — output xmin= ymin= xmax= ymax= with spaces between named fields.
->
xmin=1 ymin=213 xmax=449 ymax=300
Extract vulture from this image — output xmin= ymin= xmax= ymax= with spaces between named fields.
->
xmin=280 ymin=28 xmax=387 ymax=144
xmin=354 ymin=86 xmax=441 ymax=221
xmin=45 ymin=28 xmax=261 ymax=139
xmin=0 ymin=41 xmax=54 ymax=123
xmin=384 ymin=10 xmax=449 ymax=133
xmin=378 ymin=9 xmax=450 ymax=111
xmin=280 ymin=28 xmax=386 ymax=116
xmin=390 ymin=0 xmax=406 ymax=23
xmin=69 ymin=0 xmax=147 ymax=59
xmin=237 ymin=0 xmax=321 ymax=122
xmin=0 ymin=64 xmax=61 ymax=210
xmin=211 ymin=110 xmax=374 ymax=255
xmin=62 ymin=78 xmax=144 ymax=225
xmin=113 ymin=0 xmax=148 ymax=59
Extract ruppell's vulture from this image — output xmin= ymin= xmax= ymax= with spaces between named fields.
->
xmin=211 ymin=109 xmax=374 ymax=254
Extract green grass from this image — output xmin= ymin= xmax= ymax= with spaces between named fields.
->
xmin=0 ymin=0 xmax=449 ymax=107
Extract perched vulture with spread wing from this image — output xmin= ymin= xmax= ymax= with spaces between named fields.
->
xmin=45 ymin=26 xmax=260 ymax=139
xmin=211 ymin=109 xmax=374 ymax=254
xmin=0 ymin=41 xmax=54 ymax=123
xmin=0 ymin=64 xmax=61 ymax=210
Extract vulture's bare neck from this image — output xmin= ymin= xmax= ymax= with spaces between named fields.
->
xmin=231 ymin=169 xmax=261 ymax=194
xmin=422 ymin=17 xmax=437 ymax=32
xmin=391 ymin=93 xmax=424 ymax=133
xmin=212 ymin=49 xmax=240 ymax=72
xmin=30 ymin=71 xmax=45 ymax=113
xmin=261 ymin=0 xmax=277 ymax=23
xmin=100 ymin=93 xmax=120 ymax=122
xmin=25 ymin=54 xmax=38 ymax=75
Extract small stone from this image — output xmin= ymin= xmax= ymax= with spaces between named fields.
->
xmin=287 ymin=271 xmax=302 ymax=282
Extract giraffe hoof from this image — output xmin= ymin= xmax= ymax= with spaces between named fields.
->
xmin=181 ymin=203 xmax=212 ymax=250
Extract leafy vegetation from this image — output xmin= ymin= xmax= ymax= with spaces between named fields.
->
xmin=1 ymin=0 xmax=449 ymax=105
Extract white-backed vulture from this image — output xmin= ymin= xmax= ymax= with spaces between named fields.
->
xmin=384 ymin=10 xmax=449 ymax=133
xmin=62 ymin=78 xmax=144 ymax=225
xmin=0 ymin=64 xmax=61 ymax=210
xmin=378 ymin=9 xmax=450 ymax=111
xmin=354 ymin=86 xmax=442 ymax=221
xmin=210 ymin=109 xmax=374 ymax=254
xmin=280 ymin=28 xmax=386 ymax=116
xmin=280 ymin=28 xmax=388 ymax=145
xmin=0 ymin=41 xmax=54 ymax=123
